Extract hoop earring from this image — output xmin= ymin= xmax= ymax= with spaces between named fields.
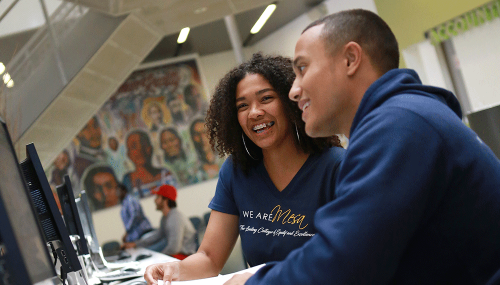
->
xmin=242 ymin=133 xmax=257 ymax=160
xmin=295 ymin=124 xmax=301 ymax=143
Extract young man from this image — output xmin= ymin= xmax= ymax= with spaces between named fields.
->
xmin=118 ymin=183 xmax=153 ymax=243
xmin=230 ymin=9 xmax=500 ymax=285
xmin=122 ymin=184 xmax=197 ymax=260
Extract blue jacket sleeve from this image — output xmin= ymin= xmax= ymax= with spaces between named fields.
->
xmin=247 ymin=108 xmax=447 ymax=284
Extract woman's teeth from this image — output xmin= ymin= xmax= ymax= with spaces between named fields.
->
xmin=253 ymin=121 xmax=275 ymax=133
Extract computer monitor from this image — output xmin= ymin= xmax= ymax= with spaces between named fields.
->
xmin=75 ymin=191 xmax=100 ymax=255
xmin=75 ymin=191 xmax=131 ymax=270
xmin=56 ymin=175 xmax=89 ymax=256
xmin=19 ymin=143 xmax=82 ymax=278
xmin=0 ymin=120 xmax=56 ymax=285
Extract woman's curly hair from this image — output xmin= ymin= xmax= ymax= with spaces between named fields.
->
xmin=205 ymin=53 xmax=341 ymax=174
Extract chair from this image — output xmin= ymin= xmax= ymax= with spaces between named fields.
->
xmin=190 ymin=216 xmax=203 ymax=232
xmin=203 ymin=211 xmax=211 ymax=227
xmin=101 ymin=240 xmax=121 ymax=257
xmin=189 ymin=216 xmax=205 ymax=250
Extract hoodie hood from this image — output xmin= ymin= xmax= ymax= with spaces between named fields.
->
xmin=351 ymin=69 xmax=462 ymax=135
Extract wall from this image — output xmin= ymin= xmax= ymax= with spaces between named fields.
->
xmin=401 ymin=40 xmax=454 ymax=91
xmin=373 ymin=0 xmax=491 ymax=55
xmin=452 ymin=17 xmax=500 ymax=112
xmin=93 ymin=0 xmax=378 ymax=244
xmin=250 ymin=0 xmax=378 ymax=58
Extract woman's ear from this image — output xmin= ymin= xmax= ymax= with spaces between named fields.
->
xmin=344 ymin=42 xmax=362 ymax=76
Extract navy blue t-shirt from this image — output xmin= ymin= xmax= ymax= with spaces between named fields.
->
xmin=209 ymin=147 xmax=344 ymax=266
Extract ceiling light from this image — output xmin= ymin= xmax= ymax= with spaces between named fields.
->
xmin=0 ymin=62 xmax=4 ymax=75
xmin=6 ymin=79 xmax=13 ymax=88
xmin=250 ymin=4 xmax=277 ymax=34
xmin=3 ymin=73 xmax=11 ymax=84
xmin=177 ymin=27 xmax=190 ymax=44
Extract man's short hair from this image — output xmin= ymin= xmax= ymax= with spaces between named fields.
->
xmin=158 ymin=196 xmax=177 ymax=209
xmin=167 ymin=199 xmax=177 ymax=209
xmin=304 ymin=9 xmax=399 ymax=75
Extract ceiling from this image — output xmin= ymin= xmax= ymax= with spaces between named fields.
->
xmin=0 ymin=0 xmax=324 ymax=65
xmin=142 ymin=0 xmax=324 ymax=62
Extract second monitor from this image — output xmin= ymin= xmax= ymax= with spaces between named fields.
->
xmin=56 ymin=175 xmax=89 ymax=256
xmin=20 ymin=143 xmax=82 ymax=280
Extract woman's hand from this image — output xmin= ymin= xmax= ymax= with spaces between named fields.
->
xmin=144 ymin=261 xmax=180 ymax=285
xmin=223 ymin=272 xmax=253 ymax=285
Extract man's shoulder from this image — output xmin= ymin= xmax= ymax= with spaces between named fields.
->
xmin=167 ymin=208 xmax=183 ymax=218
xmin=383 ymin=92 xmax=456 ymax=117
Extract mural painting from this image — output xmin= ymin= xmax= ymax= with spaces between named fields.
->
xmin=45 ymin=56 xmax=224 ymax=211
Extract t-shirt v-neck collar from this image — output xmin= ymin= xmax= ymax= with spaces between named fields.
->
xmin=257 ymin=153 xmax=315 ymax=197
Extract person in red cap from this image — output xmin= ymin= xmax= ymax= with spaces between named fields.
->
xmin=122 ymin=184 xmax=197 ymax=260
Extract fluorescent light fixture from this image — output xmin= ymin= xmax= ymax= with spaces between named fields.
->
xmin=177 ymin=27 xmax=190 ymax=44
xmin=0 ymin=62 xmax=4 ymax=75
xmin=3 ymin=73 xmax=11 ymax=84
xmin=6 ymin=79 xmax=13 ymax=88
xmin=250 ymin=4 xmax=276 ymax=34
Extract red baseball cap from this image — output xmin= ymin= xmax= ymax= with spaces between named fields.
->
xmin=152 ymin=184 xmax=177 ymax=201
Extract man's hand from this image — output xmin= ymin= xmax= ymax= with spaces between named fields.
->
xmin=223 ymin=272 xmax=253 ymax=285
xmin=144 ymin=261 xmax=181 ymax=285
xmin=121 ymin=242 xmax=136 ymax=250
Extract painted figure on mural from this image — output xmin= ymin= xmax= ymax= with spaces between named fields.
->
xmin=50 ymin=149 xmax=71 ymax=186
xmin=184 ymin=84 xmax=207 ymax=118
xmin=105 ymin=136 xmax=130 ymax=182
xmin=190 ymin=118 xmax=221 ymax=180
xmin=73 ymin=116 xmax=107 ymax=181
xmin=166 ymin=93 xmax=186 ymax=125
xmin=123 ymin=129 xmax=177 ymax=197
xmin=141 ymin=100 xmax=171 ymax=132
xmin=158 ymin=127 xmax=200 ymax=186
xmin=81 ymin=164 xmax=121 ymax=211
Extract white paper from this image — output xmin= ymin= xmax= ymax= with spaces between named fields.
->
xmin=156 ymin=264 xmax=266 ymax=285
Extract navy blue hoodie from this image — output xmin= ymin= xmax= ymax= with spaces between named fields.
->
xmin=247 ymin=69 xmax=500 ymax=284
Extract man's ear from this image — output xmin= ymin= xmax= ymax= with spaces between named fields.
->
xmin=344 ymin=42 xmax=362 ymax=76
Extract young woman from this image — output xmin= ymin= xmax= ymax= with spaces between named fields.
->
xmin=144 ymin=53 xmax=345 ymax=284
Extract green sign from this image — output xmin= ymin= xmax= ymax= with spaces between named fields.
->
xmin=426 ymin=0 xmax=500 ymax=45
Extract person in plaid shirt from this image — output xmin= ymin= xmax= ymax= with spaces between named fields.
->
xmin=118 ymin=183 xmax=153 ymax=243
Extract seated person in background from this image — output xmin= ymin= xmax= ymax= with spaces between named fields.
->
xmin=118 ymin=183 xmax=153 ymax=243
xmin=143 ymin=53 xmax=345 ymax=284
xmin=122 ymin=184 xmax=196 ymax=260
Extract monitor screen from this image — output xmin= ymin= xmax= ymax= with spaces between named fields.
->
xmin=20 ymin=143 xmax=82 ymax=275
xmin=56 ymin=175 xmax=89 ymax=256
xmin=75 ymin=191 xmax=101 ymax=255
xmin=0 ymin=120 xmax=56 ymax=284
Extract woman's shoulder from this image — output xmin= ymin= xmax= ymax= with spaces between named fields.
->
xmin=219 ymin=155 xmax=236 ymax=172
xmin=218 ymin=155 xmax=260 ymax=183
xmin=316 ymin=146 xmax=346 ymax=163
